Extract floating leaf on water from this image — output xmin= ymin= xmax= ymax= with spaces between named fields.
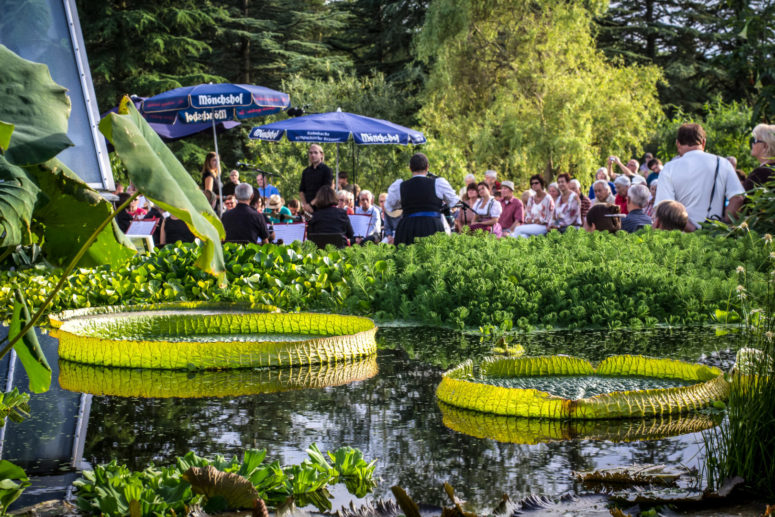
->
xmin=573 ymin=464 xmax=690 ymax=486
xmin=182 ymin=465 xmax=259 ymax=510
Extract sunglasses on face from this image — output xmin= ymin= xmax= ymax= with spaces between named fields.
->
xmin=751 ymin=137 xmax=763 ymax=145
xmin=530 ymin=182 xmax=540 ymax=186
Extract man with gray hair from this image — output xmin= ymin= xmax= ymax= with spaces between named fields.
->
xmin=221 ymin=183 xmax=271 ymax=244
xmin=621 ymin=184 xmax=652 ymax=233
xmin=354 ymin=189 xmax=382 ymax=244
xmin=484 ymin=170 xmax=499 ymax=194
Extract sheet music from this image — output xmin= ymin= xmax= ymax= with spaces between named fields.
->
xmin=272 ymin=223 xmax=306 ymax=244
xmin=349 ymin=214 xmax=372 ymax=238
xmin=126 ymin=219 xmax=158 ymax=236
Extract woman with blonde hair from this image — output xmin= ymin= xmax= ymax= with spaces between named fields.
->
xmin=201 ymin=151 xmax=222 ymax=210
xmin=745 ymin=123 xmax=775 ymax=190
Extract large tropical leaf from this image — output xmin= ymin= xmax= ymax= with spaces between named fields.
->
xmin=24 ymin=158 xmax=135 ymax=267
xmin=0 ymin=460 xmax=30 ymax=513
xmin=0 ymin=121 xmax=12 ymax=152
xmin=0 ymin=153 xmax=41 ymax=248
xmin=0 ymin=44 xmax=72 ymax=165
xmin=100 ymin=97 xmax=226 ymax=283
xmin=9 ymin=289 xmax=50 ymax=393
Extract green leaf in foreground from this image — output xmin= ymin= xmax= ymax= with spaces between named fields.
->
xmin=0 ymin=460 xmax=30 ymax=514
xmin=9 ymin=289 xmax=50 ymax=393
xmin=0 ymin=44 xmax=72 ymax=166
xmin=0 ymin=121 xmax=13 ymax=153
xmin=100 ymin=97 xmax=226 ymax=284
xmin=0 ymin=154 xmax=41 ymax=249
xmin=24 ymin=158 xmax=135 ymax=268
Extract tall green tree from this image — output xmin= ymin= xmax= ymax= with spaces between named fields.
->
xmin=415 ymin=0 xmax=663 ymax=187
xmin=76 ymin=0 xmax=227 ymax=110
xmin=596 ymin=0 xmax=775 ymax=118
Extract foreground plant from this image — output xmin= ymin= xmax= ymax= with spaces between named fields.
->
xmin=703 ymin=236 xmax=775 ymax=498
xmin=74 ymin=445 xmax=376 ymax=516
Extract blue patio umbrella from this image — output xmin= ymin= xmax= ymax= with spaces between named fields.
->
xmin=102 ymin=96 xmax=241 ymax=146
xmin=141 ymin=83 xmax=290 ymax=212
xmin=248 ymin=109 xmax=426 ymax=184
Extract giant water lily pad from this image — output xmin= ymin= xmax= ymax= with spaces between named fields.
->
xmin=58 ymin=356 xmax=378 ymax=398
xmin=436 ymin=355 xmax=730 ymax=419
xmin=53 ymin=304 xmax=377 ymax=369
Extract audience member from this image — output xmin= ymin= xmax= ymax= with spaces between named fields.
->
xmin=498 ymin=181 xmax=524 ymax=232
xmin=510 ymin=175 xmax=555 ymax=238
xmin=455 ymin=183 xmax=479 ymax=233
xmin=337 ymin=190 xmax=355 ymax=215
xmin=589 ymin=168 xmax=617 ymax=200
xmin=640 ymin=152 xmax=654 ymax=175
xmin=646 ymin=158 xmax=662 ymax=186
xmin=547 ymin=182 xmax=560 ymax=202
xmin=264 ymin=194 xmax=294 ymax=223
xmin=459 ymin=173 xmax=476 ymax=199
xmin=115 ymin=193 xmax=134 ymax=233
xmin=470 ymin=181 xmax=502 ymax=235
xmin=654 ymin=123 xmax=744 ymax=229
xmin=744 ymin=123 xmax=775 ymax=190
xmin=337 ymin=171 xmax=354 ymax=193
xmin=521 ymin=189 xmax=535 ymax=207
xmin=200 ymin=151 xmax=221 ymax=196
xmin=613 ymin=175 xmax=631 ymax=215
xmin=160 ymin=215 xmax=195 ymax=245
xmin=222 ymin=169 xmax=239 ymax=198
xmin=309 ymin=185 xmax=354 ymax=243
xmin=354 ymin=190 xmax=382 ymax=244
xmin=569 ymin=179 xmax=591 ymax=221
xmin=549 ymin=173 xmax=581 ymax=231
xmin=653 ymin=200 xmax=689 ymax=231
xmin=221 ymin=183 xmax=271 ymax=244
xmin=621 ymin=184 xmax=652 ymax=233
xmin=252 ymin=173 xmax=280 ymax=206
xmin=645 ymin=180 xmax=658 ymax=218
xmin=592 ymin=180 xmax=616 ymax=205
xmin=608 ymin=155 xmax=637 ymax=179
xmin=583 ymin=203 xmax=622 ymax=233
xmin=484 ymin=170 xmax=500 ymax=193
xmin=223 ymin=195 xmax=237 ymax=211
xmin=287 ymin=199 xmax=302 ymax=220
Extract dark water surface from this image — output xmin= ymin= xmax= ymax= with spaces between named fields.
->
xmin=1 ymin=325 xmax=741 ymax=512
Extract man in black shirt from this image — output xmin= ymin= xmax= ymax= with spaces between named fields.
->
xmin=221 ymin=169 xmax=240 ymax=198
xmin=299 ymin=144 xmax=334 ymax=215
xmin=221 ymin=183 xmax=271 ymax=244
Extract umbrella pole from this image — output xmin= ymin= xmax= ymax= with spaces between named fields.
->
xmin=351 ymin=140 xmax=356 ymax=185
xmin=211 ymin=113 xmax=223 ymax=216
xmin=336 ymin=143 xmax=340 ymax=189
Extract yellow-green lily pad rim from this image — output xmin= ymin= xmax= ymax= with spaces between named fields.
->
xmin=58 ymin=356 xmax=379 ymax=398
xmin=436 ymin=355 xmax=730 ymax=419
xmin=55 ymin=308 xmax=377 ymax=370
xmin=48 ymin=300 xmax=280 ymax=328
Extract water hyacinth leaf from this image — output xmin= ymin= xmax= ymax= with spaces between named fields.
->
xmin=10 ymin=289 xmax=50 ymax=393
xmin=100 ymin=97 xmax=226 ymax=284
xmin=0 ymin=459 xmax=30 ymax=513
xmin=0 ymin=44 xmax=72 ymax=166
xmin=0 ymin=154 xmax=41 ymax=249
xmin=0 ymin=389 xmax=31 ymax=425
xmin=182 ymin=465 xmax=259 ymax=510
xmin=23 ymin=158 xmax=136 ymax=267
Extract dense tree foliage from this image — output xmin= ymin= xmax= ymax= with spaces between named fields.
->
xmin=596 ymin=0 xmax=775 ymax=120
xmin=415 ymin=0 xmax=663 ymax=185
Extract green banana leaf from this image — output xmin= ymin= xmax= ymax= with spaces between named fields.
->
xmin=0 ymin=459 xmax=30 ymax=513
xmin=23 ymin=158 xmax=135 ymax=267
xmin=9 ymin=289 xmax=51 ymax=393
xmin=0 ymin=121 xmax=12 ymax=152
xmin=0 ymin=154 xmax=41 ymax=248
xmin=100 ymin=97 xmax=226 ymax=284
xmin=0 ymin=44 xmax=72 ymax=166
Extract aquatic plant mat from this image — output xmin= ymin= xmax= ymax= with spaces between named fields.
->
xmin=59 ymin=357 xmax=378 ymax=398
xmin=436 ymin=355 xmax=730 ymax=419
xmin=53 ymin=304 xmax=377 ymax=369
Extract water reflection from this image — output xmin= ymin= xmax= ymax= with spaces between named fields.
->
xmin=59 ymin=357 xmax=378 ymax=398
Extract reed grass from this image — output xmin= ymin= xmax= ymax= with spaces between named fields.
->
xmin=703 ymin=237 xmax=775 ymax=498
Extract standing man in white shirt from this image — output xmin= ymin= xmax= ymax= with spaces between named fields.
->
xmin=385 ymin=153 xmax=460 ymax=245
xmin=654 ymin=123 xmax=745 ymax=231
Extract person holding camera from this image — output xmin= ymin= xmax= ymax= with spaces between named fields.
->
xmin=385 ymin=153 xmax=459 ymax=245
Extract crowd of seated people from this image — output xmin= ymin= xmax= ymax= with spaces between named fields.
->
xmin=115 ymin=122 xmax=774 ymax=248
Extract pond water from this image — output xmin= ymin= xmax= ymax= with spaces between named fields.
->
xmin=0 ymin=324 xmax=742 ymax=513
